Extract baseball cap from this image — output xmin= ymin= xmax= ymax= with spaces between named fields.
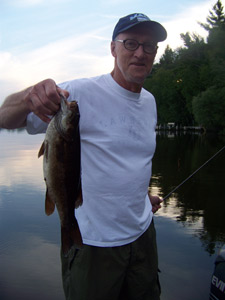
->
xmin=112 ymin=13 xmax=167 ymax=42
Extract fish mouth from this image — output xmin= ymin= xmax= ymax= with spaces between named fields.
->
xmin=59 ymin=96 xmax=78 ymax=113
xmin=69 ymin=101 xmax=78 ymax=109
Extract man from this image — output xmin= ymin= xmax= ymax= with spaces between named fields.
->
xmin=0 ymin=13 xmax=167 ymax=300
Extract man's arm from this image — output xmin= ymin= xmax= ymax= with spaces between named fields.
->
xmin=0 ymin=87 xmax=32 ymax=129
xmin=0 ymin=79 xmax=68 ymax=129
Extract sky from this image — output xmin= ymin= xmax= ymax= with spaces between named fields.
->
xmin=0 ymin=0 xmax=224 ymax=103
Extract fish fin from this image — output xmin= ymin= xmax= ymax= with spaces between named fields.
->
xmin=75 ymin=187 xmax=83 ymax=208
xmin=38 ymin=141 xmax=45 ymax=158
xmin=45 ymin=189 xmax=55 ymax=216
xmin=61 ymin=221 xmax=83 ymax=256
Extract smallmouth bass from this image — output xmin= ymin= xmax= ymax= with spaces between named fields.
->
xmin=38 ymin=96 xmax=83 ymax=256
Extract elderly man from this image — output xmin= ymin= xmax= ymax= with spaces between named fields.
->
xmin=0 ymin=13 xmax=167 ymax=300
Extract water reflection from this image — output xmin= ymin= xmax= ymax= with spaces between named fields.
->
xmin=0 ymin=129 xmax=45 ymax=189
xmin=0 ymin=130 xmax=64 ymax=300
xmin=0 ymin=182 xmax=64 ymax=300
xmin=0 ymin=129 xmax=224 ymax=299
xmin=1 ymin=235 xmax=62 ymax=300
xmin=155 ymin=215 xmax=216 ymax=300
xmin=150 ymin=132 xmax=225 ymax=255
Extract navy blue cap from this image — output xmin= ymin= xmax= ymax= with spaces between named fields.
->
xmin=112 ymin=13 xmax=167 ymax=42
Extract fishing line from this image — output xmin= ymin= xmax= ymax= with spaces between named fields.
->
xmin=163 ymin=145 xmax=225 ymax=201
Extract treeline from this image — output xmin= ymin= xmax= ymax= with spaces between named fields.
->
xmin=144 ymin=0 xmax=225 ymax=134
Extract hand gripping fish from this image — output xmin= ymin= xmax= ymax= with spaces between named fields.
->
xmin=38 ymin=96 xmax=83 ymax=256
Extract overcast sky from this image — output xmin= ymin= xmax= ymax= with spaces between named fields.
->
xmin=0 ymin=0 xmax=223 ymax=102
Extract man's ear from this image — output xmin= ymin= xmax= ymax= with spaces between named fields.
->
xmin=111 ymin=41 xmax=116 ymax=58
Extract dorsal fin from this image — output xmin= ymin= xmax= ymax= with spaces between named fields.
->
xmin=38 ymin=141 xmax=45 ymax=158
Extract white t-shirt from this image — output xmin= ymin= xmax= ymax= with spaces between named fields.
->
xmin=27 ymin=73 xmax=157 ymax=247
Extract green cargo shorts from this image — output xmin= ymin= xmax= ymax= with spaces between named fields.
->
xmin=61 ymin=220 xmax=160 ymax=300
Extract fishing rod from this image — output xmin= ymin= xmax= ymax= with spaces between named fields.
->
xmin=163 ymin=145 xmax=225 ymax=201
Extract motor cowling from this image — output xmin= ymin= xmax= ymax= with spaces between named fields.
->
xmin=210 ymin=245 xmax=225 ymax=300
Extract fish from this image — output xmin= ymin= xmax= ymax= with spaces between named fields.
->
xmin=38 ymin=96 xmax=83 ymax=256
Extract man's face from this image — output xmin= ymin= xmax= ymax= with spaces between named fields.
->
xmin=111 ymin=24 xmax=158 ymax=91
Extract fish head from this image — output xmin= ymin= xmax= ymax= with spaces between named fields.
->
xmin=54 ymin=97 xmax=80 ymax=141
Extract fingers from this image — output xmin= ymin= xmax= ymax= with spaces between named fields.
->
xmin=25 ymin=79 xmax=69 ymax=123
xmin=149 ymin=194 xmax=163 ymax=205
xmin=149 ymin=194 xmax=163 ymax=213
xmin=152 ymin=203 xmax=162 ymax=213
xmin=56 ymin=86 xmax=69 ymax=99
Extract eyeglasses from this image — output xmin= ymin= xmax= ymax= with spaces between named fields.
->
xmin=115 ymin=39 xmax=158 ymax=54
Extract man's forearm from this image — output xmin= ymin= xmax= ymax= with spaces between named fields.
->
xmin=0 ymin=87 xmax=32 ymax=129
xmin=0 ymin=79 xmax=69 ymax=129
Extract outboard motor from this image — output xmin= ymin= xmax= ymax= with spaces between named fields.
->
xmin=210 ymin=245 xmax=225 ymax=300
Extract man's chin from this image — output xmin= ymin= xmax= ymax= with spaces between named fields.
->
xmin=128 ymin=75 xmax=147 ymax=85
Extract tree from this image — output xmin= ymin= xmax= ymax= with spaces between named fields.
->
xmin=176 ymin=33 xmax=208 ymax=116
xmin=199 ymin=0 xmax=225 ymax=31
xmin=192 ymin=86 xmax=225 ymax=131
xmin=159 ymin=45 xmax=177 ymax=67
xmin=205 ymin=1 xmax=225 ymax=88
xmin=193 ymin=0 xmax=225 ymax=133
xmin=180 ymin=32 xmax=204 ymax=48
xmin=145 ymin=45 xmax=195 ymax=126
xmin=144 ymin=0 xmax=225 ymax=132
xmin=199 ymin=0 xmax=225 ymax=79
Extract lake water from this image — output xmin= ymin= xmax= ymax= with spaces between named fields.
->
xmin=0 ymin=129 xmax=224 ymax=300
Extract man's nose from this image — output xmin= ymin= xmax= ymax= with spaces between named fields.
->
xmin=133 ymin=45 xmax=145 ymax=57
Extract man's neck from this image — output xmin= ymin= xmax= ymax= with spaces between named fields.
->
xmin=110 ymin=70 xmax=143 ymax=93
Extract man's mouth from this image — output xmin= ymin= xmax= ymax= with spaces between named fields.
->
xmin=130 ymin=62 xmax=145 ymax=67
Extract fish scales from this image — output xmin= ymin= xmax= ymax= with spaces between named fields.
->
xmin=38 ymin=97 xmax=83 ymax=256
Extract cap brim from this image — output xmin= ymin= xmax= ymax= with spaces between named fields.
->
xmin=145 ymin=21 xmax=167 ymax=42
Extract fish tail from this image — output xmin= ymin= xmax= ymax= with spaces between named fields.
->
xmin=61 ymin=221 xmax=83 ymax=256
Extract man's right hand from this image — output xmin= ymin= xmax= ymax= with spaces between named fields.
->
xmin=0 ymin=78 xmax=69 ymax=129
xmin=24 ymin=79 xmax=69 ymax=123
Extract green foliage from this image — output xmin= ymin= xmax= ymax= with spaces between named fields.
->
xmin=144 ymin=0 xmax=225 ymax=133
xmin=145 ymin=67 xmax=188 ymax=125
xmin=159 ymin=45 xmax=178 ymax=67
xmin=193 ymin=86 xmax=225 ymax=131
xmin=199 ymin=0 xmax=225 ymax=31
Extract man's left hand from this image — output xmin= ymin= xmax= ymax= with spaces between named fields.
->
xmin=148 ymin=193 xmax=163 ymax=214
